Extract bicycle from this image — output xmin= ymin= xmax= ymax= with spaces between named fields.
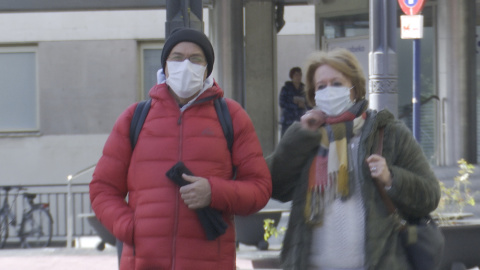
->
xmin=0 ymin=186 xmax=53 ymax=248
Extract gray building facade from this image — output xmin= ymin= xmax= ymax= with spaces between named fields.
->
xmin=0 ymin=0 xmax=479 ymax=187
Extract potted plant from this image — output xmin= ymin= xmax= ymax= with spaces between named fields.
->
xmin=433 ymin=159 xmax=480 ymax=270
xmin=235 ymin=210 xmax=283 ymax=250
xmin=263 ymin=218 xmax=285 ymax=243
xmin=435 ymin=159 xmax=476 ymax=223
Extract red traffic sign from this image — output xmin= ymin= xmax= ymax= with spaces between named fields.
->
xmin=398 ymin=0 xmax=426 ymax=15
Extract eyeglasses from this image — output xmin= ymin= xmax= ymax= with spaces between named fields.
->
xmin=167 ymin=53 xmax=207 ymax=65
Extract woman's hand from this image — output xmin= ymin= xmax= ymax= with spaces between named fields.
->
xmin=366 ymin=154 xmax=392 ymax=188
xmin=300 ymin=109 xmax=326 ymax=131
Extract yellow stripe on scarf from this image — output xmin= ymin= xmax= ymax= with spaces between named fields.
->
xmin=335 ymin=137 xmax=349 ymax=197
xmin=319 ymin=128 xmax=329 ymax=149
xmin=329 ymin=123 xmax=349 ymax=197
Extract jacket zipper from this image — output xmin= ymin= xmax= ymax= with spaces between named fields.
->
xmin=171 ymin=112 xmax=184 ymax=270
xmin=171 ymin=187 xmax=179 ymax=270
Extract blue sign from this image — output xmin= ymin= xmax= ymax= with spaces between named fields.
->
xmin=404 ymin=0 xmax=418 ymax=7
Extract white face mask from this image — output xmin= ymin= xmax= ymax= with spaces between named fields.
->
xmin=166 ymin=60 xmax=207 ymax=99
xmin=314 ymin=86 xmax=354 ymax=116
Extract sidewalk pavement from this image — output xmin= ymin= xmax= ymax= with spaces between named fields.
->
xmin=0 ymin=245 xmax=118 ymax=270
xmin=0 ymin=240 xmax=282 ymax=270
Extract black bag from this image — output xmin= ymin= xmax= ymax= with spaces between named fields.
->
xmin=374 ymin=128 xmax=445 ymax=270
xmin=399 ymin=216 xmax=445 ymax=270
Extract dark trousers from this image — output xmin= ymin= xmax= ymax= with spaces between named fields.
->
xmin=281 ymin=123 xmax=291 ymax=138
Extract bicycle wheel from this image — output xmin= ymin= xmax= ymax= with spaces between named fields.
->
xmin=21 ymin=208 xmax=53 ymax=248
xmin=0 ymin=213 xmax=8 ymax=248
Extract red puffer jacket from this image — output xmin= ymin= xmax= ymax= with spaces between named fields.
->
xmin=90 ymin=82 xmax=272 ymax=270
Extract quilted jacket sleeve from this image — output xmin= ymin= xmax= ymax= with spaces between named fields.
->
xmin=266 ymin=122 xmax=321 ymax=202
xmin=89 ymin=104 xmax=137 ymax=245
xmin=208 ymin=100 xmax=272 ymax=216
xmin=383 ymin=120 xmax=441 ymax=218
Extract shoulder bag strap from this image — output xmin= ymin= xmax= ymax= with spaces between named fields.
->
xmin=373 ymin=127 xmax=397 ymax=215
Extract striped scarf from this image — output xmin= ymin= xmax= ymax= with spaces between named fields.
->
xmin=304 ymin=99 xmax=368 ymax=226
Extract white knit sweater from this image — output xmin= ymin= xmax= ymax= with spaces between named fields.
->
xmin=308 ymin=134 xmax=366 ymax=270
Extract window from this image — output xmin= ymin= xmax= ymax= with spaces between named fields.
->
xmin=140 ymin=44 xmax=163 ymax=100
xmin=323 ymin=13 xmax=369 ymax=39
xmin=0 ymin=47 xmax=38 ymax=132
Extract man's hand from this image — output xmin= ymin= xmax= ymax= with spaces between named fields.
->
xmin=293 ymin=96 xmax=306 ymax=109
xmin=179 ymin=174 xmax=212 ymax=209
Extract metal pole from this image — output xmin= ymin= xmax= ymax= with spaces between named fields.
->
xmin=65 ymin=164 xmax=96 ymax=248
xmin=165 ymin=0 xmax=203 ymax=38
xmin=368 ymin=0 xmax=398 ymax=117
xmin=66 ymin=177 xmax=72 ymax=248
xmin=412 ymin=38 xmax=421 ymax=142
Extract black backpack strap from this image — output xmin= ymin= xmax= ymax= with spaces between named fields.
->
xmin=214 ymin=97 xmax=236 ymax=178
xmin=214 ymin=98 xmax=234 ymax=153
xmin=129 ymin=99 xmax=152 ymax=149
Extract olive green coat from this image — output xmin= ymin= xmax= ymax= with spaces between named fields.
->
xmin=267 ymin=109 xmax=440 ymax=270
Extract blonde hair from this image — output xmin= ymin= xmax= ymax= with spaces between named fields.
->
xmin=304 ymin=48 xmax=366 ymax=107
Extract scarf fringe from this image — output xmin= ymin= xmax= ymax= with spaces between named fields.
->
xmin=305 ymin=186 xmax=333 ymax=225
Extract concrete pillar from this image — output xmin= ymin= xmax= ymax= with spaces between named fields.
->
xmin=244 ymin=0 xmax=277 ymax=155
xmin=368 ymin=0 xmax=398 ymax=117
xmin=437 ymin=0 xmax=477 ymax=165
xmin=210 ymin=0 xmax=245 ymax=104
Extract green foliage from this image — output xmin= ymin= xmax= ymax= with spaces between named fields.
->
xmin=435 ymin=159 xmax=477 ymax=224
xmin=263 ymin=218 xmax=285 ymax=242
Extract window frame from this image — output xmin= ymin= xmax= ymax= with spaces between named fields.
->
xmin=0 ymin=46 xmax=39 ymax=134
xmin=139 ymin=42 xmax=163 ymax=101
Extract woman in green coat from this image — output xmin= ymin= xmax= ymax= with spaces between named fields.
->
xmin=267 ymin=49 xmax=440 ymax=270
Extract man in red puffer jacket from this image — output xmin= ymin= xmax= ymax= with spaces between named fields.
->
xmin=89 ymin=28 xmax=272 ymax=270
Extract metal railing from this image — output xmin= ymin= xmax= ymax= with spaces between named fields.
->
xmin=66 ymin=164 xmax=97 ymax=248
xmin=0 ymin=183 xmax=95 ymax=246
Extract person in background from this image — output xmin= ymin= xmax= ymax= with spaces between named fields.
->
xmin=279 ymin=67 xmax=309 ymax=137
xmin=90 ymin=28 xmax=272 ymax=270
xmin=267 ymin=48 xmax=440 ymax=270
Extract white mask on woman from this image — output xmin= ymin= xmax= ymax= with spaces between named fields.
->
xmin=314 ymin=86 xmax=354 ymax=116
xmin=166 ymin=60 xmax=207 ymax=98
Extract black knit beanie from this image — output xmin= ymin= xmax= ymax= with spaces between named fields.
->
xmin=161 ymin=28 xmax=215 ymax=77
